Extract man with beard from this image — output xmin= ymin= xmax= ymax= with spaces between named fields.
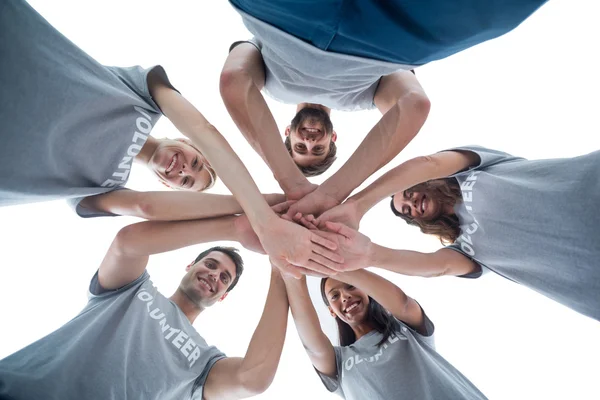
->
xmin=0 ymin=213 xmax=288 ymax=400
xmin=220 ymin=0 xmax=547 ymax=218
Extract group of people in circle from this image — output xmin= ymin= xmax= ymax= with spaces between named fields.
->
xmin=1 ymin=1 xmax=597 ymax=399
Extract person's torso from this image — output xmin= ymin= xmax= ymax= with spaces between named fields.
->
xmin=233 ymin=7 xmax=416 ymax=111
xmin=0 ymin=1 xmax=162 ymax=207
xmin=0 ymin=273 xmax=223 ymax=400
xmin=450 ymin=147 xmax=600 ymax=320
xmin=335 ymin=324 xmax=486 ymax=400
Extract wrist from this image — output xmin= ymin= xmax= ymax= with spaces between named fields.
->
xmin=367 ymin=242 xmax=380 ymax=267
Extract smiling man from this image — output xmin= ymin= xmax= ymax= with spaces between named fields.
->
xmin=220 ymin=0 xmax=548 ymax=219
xmin=0 ymin=214 xmax=289 ymax=400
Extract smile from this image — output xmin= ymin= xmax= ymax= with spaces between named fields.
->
xmin=166 ymin=154 xmax=178 ymax=174
xmin=343 ymin=300 xmax=361 ymax=315
xmin=197 ymin=276 xmax=214 ymax=292
xmin=420 ymin=195 xmax=426 ymax=214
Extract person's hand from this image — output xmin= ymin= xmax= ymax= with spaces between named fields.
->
xmin=285 ymin=180 xmax=319 ymax=201
xmin=285 ymin=187 xmax=340 ymax=220
xmin=234 ymin=214 xmax=266 ymax=254
xmin=234 ymin=201 xmax=296 ymax=255
xmin=312 ymin=199 xmax=362 ymax=230
xmin=312 ymin=221 xmax=372 ymax=272
xmin=258 ymin=217 xmax=344 ymax=278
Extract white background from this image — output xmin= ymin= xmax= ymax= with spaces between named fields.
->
xmin=1 ymin=1 xmax=599 ymax=399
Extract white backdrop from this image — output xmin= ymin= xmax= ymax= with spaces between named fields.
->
xmin=1 ymin=1 xmax=599 ymax=399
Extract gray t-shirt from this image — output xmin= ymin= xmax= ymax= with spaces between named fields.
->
xmin=317 ymin=315 xmax=487 ymax=400
xmin=0 ymin=272 xmax=225 ymax=400
xmin=447 ymin=146 xmax=600 ymax=321
xmin=0 ymin=1 xmax=173 ymax=217
xmin=231 ymin=6 xmax=417 ymax=111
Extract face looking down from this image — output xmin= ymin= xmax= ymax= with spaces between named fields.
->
xmin=324 ymin=278 xmax=371 ymax=326
xmin=286 ymin=106 xmax=337 ymax=168
xmin=179 ymin=251 xmax=237 ymax=308
xmin=148 ymin=139 xmax=216 ymax=191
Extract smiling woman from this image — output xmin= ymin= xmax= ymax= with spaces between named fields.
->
xmin=0 ymin=0 xmax=274 ymax=223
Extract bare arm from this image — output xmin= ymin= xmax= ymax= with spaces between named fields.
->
xmin=314 ymin=71 xmax=431 ymax=204
xmin=81 ymin=190 xmax=286 ymax=221
xmin=283 ymin=276 xmax=337 ymax=377
xmin=313 ymin=150 xmax=480 ymax=228
xmin=369 ymin=245 xmax=479 ymax=278
xmin=98 ymin=215 xmax=246 ymax=290
xmin=203 ymin=268 xmax=289 ymax=400
xmin=335 ymin=269 xmax=426 ymax=333
xmin=314 ymin=221 xmax=479 ymax=277
xmin=220 ymin=43 xmax=312 ymax=196
xmin=148 ymin=75 xmax=341 ymax=276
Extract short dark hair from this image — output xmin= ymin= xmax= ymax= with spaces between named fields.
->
xmin=320 ymin=278 xmax=400 ymax=347
xmin=194 ymin=246 xmax=244 ymax=292
xmin=284 ymin=136 xmax=337 ymax=177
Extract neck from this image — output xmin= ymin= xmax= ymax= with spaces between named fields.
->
xmin=351 ymin=321 xmax=376 ymax=340
xmin=169 ymin=289 xmax=204 ymax=323
xmin=444 ymin=202 xmax=457 ymax=216
xmin=135 ymin=136 xmax=159 ymax=164
xmin=296 ymin=102 xmax=331 ymax=116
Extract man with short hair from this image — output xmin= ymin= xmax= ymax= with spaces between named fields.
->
xmin=0 ymin=214 xmax=288 ymax=400
xmin=220 ymin=0 xmax=548 ymax=218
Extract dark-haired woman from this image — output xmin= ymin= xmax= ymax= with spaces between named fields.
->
xmin=311 ymin=146 xmax=600 ymax=321
xmin=282 ymin=270 xmax=487 ymax=399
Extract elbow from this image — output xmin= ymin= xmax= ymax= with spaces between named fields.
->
xmin=219 ymin=67 xmax=252 ymax=103
xmin=238 ymin=373 xmax=274 ymax=396
xmin=402 ymin=90 xmax=431 ymax=121
xmin=111 ymin=223 xmax=143 ymax=257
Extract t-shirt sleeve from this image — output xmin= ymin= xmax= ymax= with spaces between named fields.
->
xmin=446 ymin=145 xmax=524 ymax=177
xmin=443 ymin=244 xmax=490 ymax=279
xmin=315 ymin=346 xmax=345 ymax=397
xmin=105 ymin=65 xmax=178 ymax=114
xmin=88 ymin=270 xmax=150 ymax=299
xmin=229 ymin=37 xmax=261 ymax=53
xmin=65 ymin=187 xmax=129 ymax=218
xmin=190 ymin=350 xmax=228 ymax=399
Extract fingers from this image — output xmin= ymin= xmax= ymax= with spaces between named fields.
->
xmin=302 ymin=260 xmax=339 ymax=276
xmin=323 ymin=221 xmax=353 ymax=239
xmin=311 ymin=244 xmax=344 ymax=264
xmin=271 ymin=200 xmax=297 ymax=214
xmin=309 ymin=252 xmax=344 ymax=273
xmin=293 ymin=213 xmax=318 ymax=230
xmin=310 ymin=232 xmax=337 ymax=250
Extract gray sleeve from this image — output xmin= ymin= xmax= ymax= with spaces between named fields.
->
xmin=446 ymin=146 xmax=524 ymax=176
xmin=65 ymin=187 xmax=127 ymax=218
xmin=229 ymin=37 xmax=261 ymax=53
xmin=191 ymin=351 xmax=228 ymax=399
xmin=444 ymin=245 xmax=489 ymax=279
xmin=105 ymin=65 xmax=178 ymax=114
xmin=315 ymin=346 xmax=345 ymax=397
xmin=88 ymin=270 xmax=150 ymax=299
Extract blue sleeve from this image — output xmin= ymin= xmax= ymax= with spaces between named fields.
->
xmin=65 ymin=186 xmax=129 ymax=218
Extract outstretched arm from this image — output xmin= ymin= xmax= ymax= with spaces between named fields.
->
xmin=148 ymin=70 xmax=342 ymax=277
xmin=287 ymin=71 xmax=430 ymax=217
xmin=283 ymin=276 xmax=337 ymax=377
xmin=316 ymin=150 xmax=480 ymax=228
xmin=335 ymin=269 xmax=426 ymax=333
xmin=98 ymin=214 xmax=261 ymax=290
xmin=203 ymin=268 xmax=289 ymax=400
xmin=314 ymin=221 xmax=479 ymax=277
xmin=81 ymin=190 xmax=285 ymax=221
xmin=220 ymin=42 xmax=314 ymax=197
